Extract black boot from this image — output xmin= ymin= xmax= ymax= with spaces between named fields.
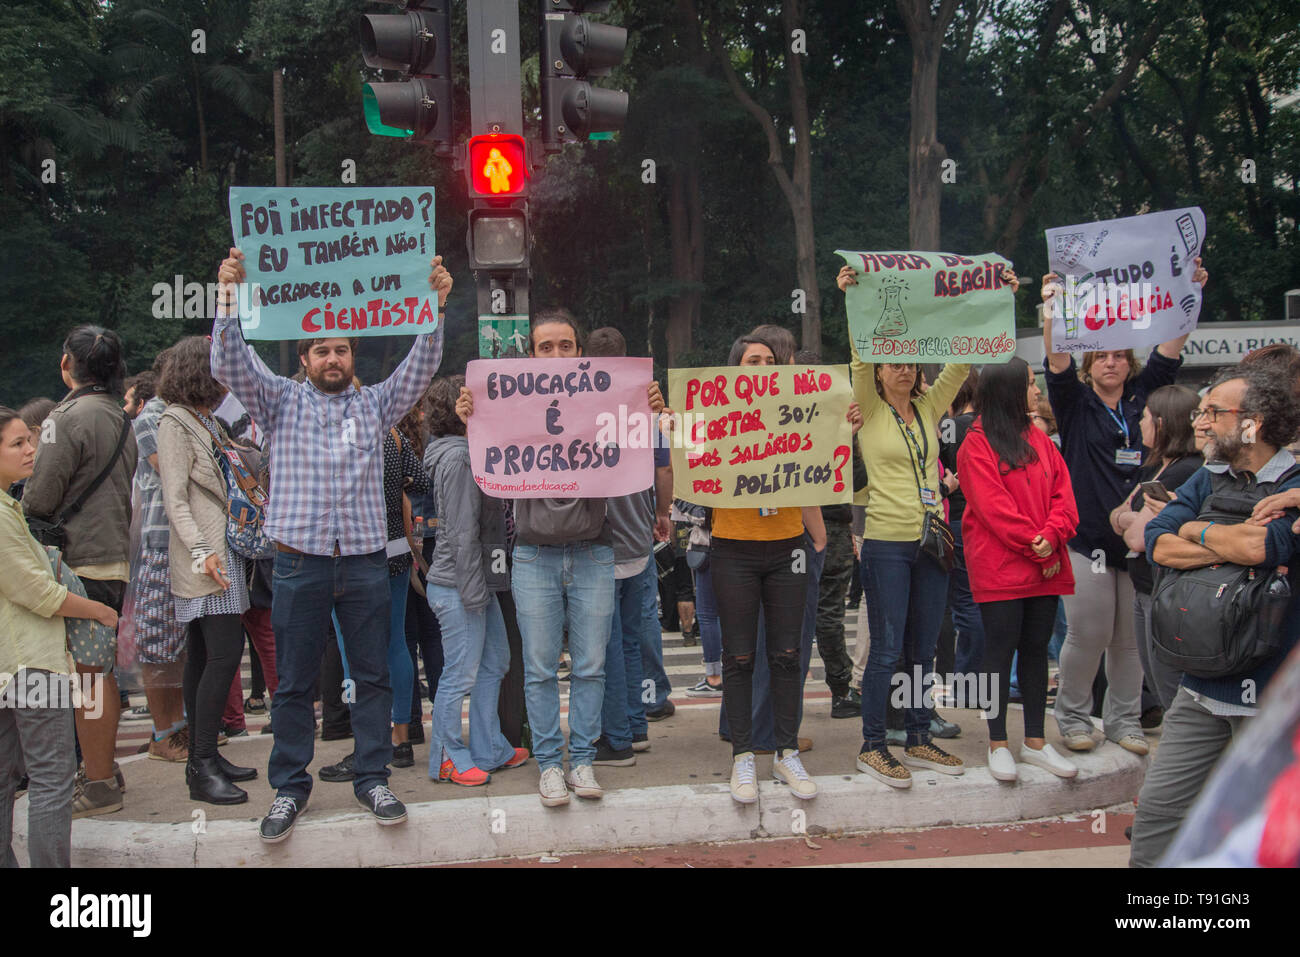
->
xmin=188 ymin=755 xmax=249 ymax=805
xmin=216 ymin=753 xmax=258 ymax=782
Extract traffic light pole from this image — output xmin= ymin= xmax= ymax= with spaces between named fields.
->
xmin=466 ymin=0 xmax=529 ymax=321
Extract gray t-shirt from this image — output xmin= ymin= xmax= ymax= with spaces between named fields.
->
xmin=606 ymin=488 xmax=654 ymax=578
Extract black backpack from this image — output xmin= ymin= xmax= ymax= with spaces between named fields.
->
xmin=1150 ymin=464 xmax=1300 ymax=679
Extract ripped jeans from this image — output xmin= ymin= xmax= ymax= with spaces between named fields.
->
xmin=711 ymin=535 xmax=809 ymax=756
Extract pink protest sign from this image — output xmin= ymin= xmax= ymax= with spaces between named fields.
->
xmin=466 ymin=357 xmax=655 ymax=499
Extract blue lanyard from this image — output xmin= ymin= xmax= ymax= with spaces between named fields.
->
xmin=1104 ymin=401 xmax=1131 ymax=446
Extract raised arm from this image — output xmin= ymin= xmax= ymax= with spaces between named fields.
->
xmin=1040 ymin=272 xmax=1072 ymax=375
xmin=375 ymin=256 xmax=452 ymax=429
xmin=1154 ymin=257 xmax=1208 ymax=360
xmin=213 ymin=247 xmax=289 ymax=427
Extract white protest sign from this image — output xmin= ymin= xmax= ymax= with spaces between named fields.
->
xmin=1045 ymin=206 xmax=1206 ymax=354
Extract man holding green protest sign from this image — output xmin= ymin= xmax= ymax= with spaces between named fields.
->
xmin=213 ymin=244 xmax=452 ymax=844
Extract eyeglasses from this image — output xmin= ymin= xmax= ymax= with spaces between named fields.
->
xmin=1191 ymin=407 xmax=1244 ymax=424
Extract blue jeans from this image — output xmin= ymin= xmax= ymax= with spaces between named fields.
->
xmin=638 ymin=565 xmax=671 ymax=713
xmin=603 ymin=559 xmax=655 ymax=748
xmin=948 ymin=520 xmax=986 ymax=676
xmin=333 ymin=572 xmax=415 ymax=727
xmin=860 ymin=538 xmax=949 ymax=750
xmin=511 ymin=542 xmax=615 ymax=770
xmin=722 ymin=540 xmax=821 ymax=748
xmin=693 ymin=564 xmax=723 ymax=672
xmin=426 ymin=583 xmax=516 ymax=774
xmin=269 ymin=550 xmax=392 ymax=800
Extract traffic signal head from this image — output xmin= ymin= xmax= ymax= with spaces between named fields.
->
xmin=539 ymin=3 xmax=628 ymax=145
xmin=467 ymin=207 xmax=529 ymax=270
xmin=360 ymin=1 xmax=453 ymax=149
xmin=466 ymin=134 xmax=528 ymax=197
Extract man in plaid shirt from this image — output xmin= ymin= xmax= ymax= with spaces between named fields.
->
xmin=213 ymin=248 xmax=452 ymax=843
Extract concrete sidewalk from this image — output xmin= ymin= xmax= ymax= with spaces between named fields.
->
xmin=15 ymin=692 xmax=1148 ymax=866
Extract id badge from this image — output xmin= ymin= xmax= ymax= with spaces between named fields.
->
xmin=919 ymin=488 xmax=938 ymax=507
xmin=1115 ymin=448 xmax=1142 ymax=467
xmin=758 ymin=507 xmax=779 ymax=517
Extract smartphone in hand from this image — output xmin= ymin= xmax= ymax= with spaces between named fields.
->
xmin=1139 ymin=480 xmax=1171 ymax=503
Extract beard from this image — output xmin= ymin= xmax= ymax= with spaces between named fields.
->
xmin=1202 ymin=429 xmax=1244 ymax=466
xmin=308 ymin=366 xmax=352 ymax=394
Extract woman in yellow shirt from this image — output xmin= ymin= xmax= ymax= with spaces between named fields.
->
xmin=0 ymin=406 xmax=118 ymax=867
xmin=838 ymin=262 xmax=1019 ymax=790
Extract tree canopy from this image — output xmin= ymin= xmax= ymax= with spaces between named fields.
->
xmin=1 ymin=0 xmax=1296 ymax=406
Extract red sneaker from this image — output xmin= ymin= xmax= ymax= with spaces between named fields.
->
xmin=498 ymin=747 xmax=530 ymax=771
xmin=438 ymin=759 xmax=490 ymax=787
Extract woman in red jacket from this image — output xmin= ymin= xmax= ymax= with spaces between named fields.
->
xmin=957 ymin=358 xmax=1080 ymax=782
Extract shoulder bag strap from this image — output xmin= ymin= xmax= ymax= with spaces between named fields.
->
xmin=52 ymin=412 xmax=132 ymax=525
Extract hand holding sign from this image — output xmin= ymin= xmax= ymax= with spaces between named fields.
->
xmin=667 ymin=365 xmax=853 ymax=507
xmin=1044 ymin=207 xmax=1207 ymax=355
xmin=835 ymin=251 xmax=1019 ymax=363
xmin=226 ymin=186 xmax=439 ymax=340
xmin=465 ymin=358 xmax=656 ymax=498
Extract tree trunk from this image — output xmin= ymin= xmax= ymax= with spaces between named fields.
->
xmin=666 ymin=162 xmax=704 ymax=365
xmin=710 ymin=1 xmax=821 ymax=352
xmin=193 ymin=59 xmax=208 ymax=173
xmin=897 ymin=0 xmax=960 ymax=251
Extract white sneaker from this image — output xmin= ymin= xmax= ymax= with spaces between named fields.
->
xmin=772 ymin=749 xmax=818 ymax=799
xmin=565 ymin=764 xmax=603 ymax=799
xmin=987 ymin=746 xmax=1018 ymax=782
xmin=730 ymin=752 xmax=758 ymax=804
xmin=1019 ymin=743 xmax=1078 ymax=778
xmin=538 ymin=766 xmax=570 ymax=807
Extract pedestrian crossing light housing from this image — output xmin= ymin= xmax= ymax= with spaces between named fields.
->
xmin=468 ymin=209 xmax=528 ymax=269
xmin=467 ymin=134 xmax=528 ymax=197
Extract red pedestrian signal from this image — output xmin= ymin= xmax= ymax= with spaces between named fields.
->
xmin=467 ymin=134 xmax=528 ymax=197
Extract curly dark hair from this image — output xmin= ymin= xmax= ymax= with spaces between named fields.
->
xmin=125 ymin=371 xmax=157 ymax=407
xmin=1211 ymin=364 xmax=1300 ymax=450
xmin=157 ymin=336 xmax=226 ymax=409
xmin=425 ymin=375 xmax=466 ymax=439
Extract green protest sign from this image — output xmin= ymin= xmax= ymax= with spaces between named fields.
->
xmin=834 ymin=250 xmax=1018 ymax=363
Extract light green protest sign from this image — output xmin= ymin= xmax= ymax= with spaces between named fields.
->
xmin=834 ymin=250 xmax=1018 ymax=363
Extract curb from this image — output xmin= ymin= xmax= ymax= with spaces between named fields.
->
xmin=19 ymin=745 xmax=1145 ymax=866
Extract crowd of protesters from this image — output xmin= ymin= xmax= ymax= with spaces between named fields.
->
xmin=4 ymin=244 xmax=1299 ymax=870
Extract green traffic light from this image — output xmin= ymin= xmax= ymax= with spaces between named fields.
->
xmin=363 ymin=83 xmax=411 ymax=137
xmin=588 ymin=131 xmax=614 ymax=141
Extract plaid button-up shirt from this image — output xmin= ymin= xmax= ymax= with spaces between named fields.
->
xmin=132 ymin=396 xmax=171 ymax=550
xmin=211 ymin=307 xmax=444 ymax=557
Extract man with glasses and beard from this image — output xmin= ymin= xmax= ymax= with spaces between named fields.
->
xmin=1132 ymin=365 xmax=1300 ymax=866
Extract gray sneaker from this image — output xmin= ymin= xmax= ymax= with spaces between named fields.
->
xmin=71 ymin=776 xmax=123 ymax=819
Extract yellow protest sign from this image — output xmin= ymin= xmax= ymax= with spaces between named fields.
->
xmin=667 ymin=365 xmax=853 ymax=508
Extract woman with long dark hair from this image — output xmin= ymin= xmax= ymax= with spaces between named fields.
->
xmin=958 ymin=358 xmax=1080 ymax=781
xmin=22 ymin=326 xmax=136 ymax=818
xmin=156 ymin=337 xmax=257 ymax=804
xmin=1108 ymin=385 xmax=1203 ymax=715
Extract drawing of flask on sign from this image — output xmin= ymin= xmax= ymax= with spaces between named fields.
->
xmin=874 ymin=281 xmax=908 ymax=337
